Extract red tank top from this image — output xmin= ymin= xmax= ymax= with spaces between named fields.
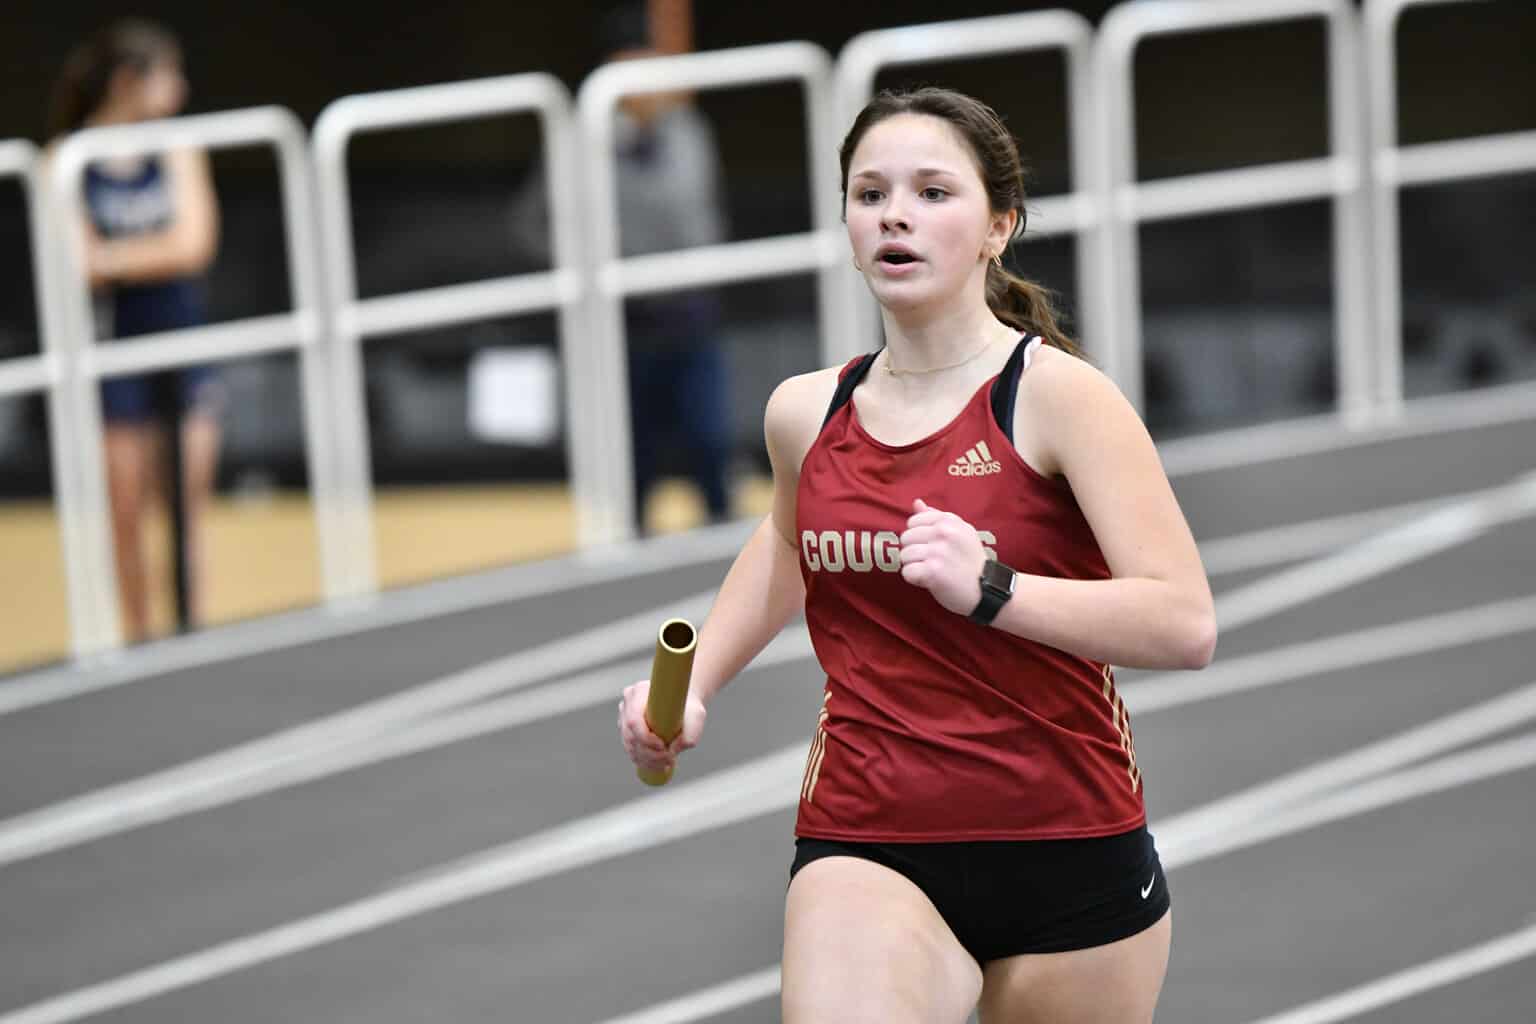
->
xmin=793 ymin=338 xmax=1147 ymax=842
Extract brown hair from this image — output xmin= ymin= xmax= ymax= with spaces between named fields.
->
xmin=48 ymin=18 xmax=182 ymax=139
xmin=839 ymin=86 xmax=1083 ymax=358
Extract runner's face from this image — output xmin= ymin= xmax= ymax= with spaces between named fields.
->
xmin=845 ymin=113 xmax=998 ymax=315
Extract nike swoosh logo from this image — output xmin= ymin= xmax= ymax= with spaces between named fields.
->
xmin=1141 ymin=876 xmax=1155 ymax=899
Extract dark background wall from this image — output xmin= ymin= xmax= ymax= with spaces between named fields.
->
xmin=7 ymin=2 xmax=1532 ymax=169
xmin=2 ymin=1 xmax=1533 ymax=493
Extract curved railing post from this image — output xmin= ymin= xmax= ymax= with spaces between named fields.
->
xmin=1 ymin=140 xmax=106 ymax=657
xmin=1096 ymin=0 xmax=1372 ymax=422
xmin=1365 ymin=0 xmax=1536 ymax=417
xmin=313 ymin=72 xmax=588 ymax=578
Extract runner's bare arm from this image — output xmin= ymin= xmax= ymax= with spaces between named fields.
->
xmin=685 ymin=367 xmax=840 ymax=706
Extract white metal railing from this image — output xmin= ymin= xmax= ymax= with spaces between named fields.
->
xmin=577 ymin=42 xmax=855 ymax=542
xmin=1 ymin=139 xmax=101 ymax=658
xmin=1097 ymin=0 xmax=1374 ymax=421
xmin=834 ymin=10 xmax=1104 ymax=362
xmin=312 ymin=72 xmax=586 ymax=592
xmin=18 ymin=3 xmax=1536 ymax=663
xmin=1366 ymin=0 xmax=1536 ymax=414
xmin=48 ymin=107 xmax=344 ymax=653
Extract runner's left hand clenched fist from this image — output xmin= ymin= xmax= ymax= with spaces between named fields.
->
xmin=899 ymin=498 xmax=987 ymax=616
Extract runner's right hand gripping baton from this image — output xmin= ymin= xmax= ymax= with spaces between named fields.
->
xmin=637 ymin=618 xmax=698 ymax=786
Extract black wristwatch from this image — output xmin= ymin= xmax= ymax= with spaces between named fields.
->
xmin=967 ymin=559 xmax=1017 ymax=625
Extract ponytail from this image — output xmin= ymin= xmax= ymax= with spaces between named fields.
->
xmin=985 ymin=263 xmax=1085 ymax=360
xmin=48 ymin=38 xmax=112 ymax=139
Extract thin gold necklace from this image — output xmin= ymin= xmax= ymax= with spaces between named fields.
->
xmin=884 ymin=334 xmax=1000 ymax=378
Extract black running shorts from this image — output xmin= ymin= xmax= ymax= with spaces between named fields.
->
xmin=788 ymin=826 xmax=1170 ymax=963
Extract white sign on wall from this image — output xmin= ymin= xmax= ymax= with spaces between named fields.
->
xmin=467 ymin=346 xmax=560 ymax=445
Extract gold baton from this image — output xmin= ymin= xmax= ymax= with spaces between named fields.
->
xmin=637 ymin=618 xmax=698 ymax=786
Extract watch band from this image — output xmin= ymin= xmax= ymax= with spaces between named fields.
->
xmin=967 ymin=585 xmax=1010 ymax=625
xmin=967 ymin=561 xmax=1016 ymax=626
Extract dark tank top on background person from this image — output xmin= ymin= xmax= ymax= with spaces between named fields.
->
xmin=794 ymin=336 xmax=1147 ymax=842
xmin=84 ymin=157 xmax=207 ymax=339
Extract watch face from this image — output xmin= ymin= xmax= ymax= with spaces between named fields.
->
xmin=980 ymin=559 xmax=1015 ymax=594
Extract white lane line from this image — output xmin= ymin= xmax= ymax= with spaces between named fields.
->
xmin=0 ymin=591 xmax=717 ymax=868
xmin=1153 ymin=679 xmax=1536 ymax=862
xmin=262 ymin=629 xmax=813 ymax=796
xmin=0 ymin=747 xmax=808 ymax=1024
xmin=7 ymin=584 xmax=1531 ymax=871
xmin=1197 ymin=488 xmax=1495 ymax=577
xmin=599 ymin=968 xmax=783 ymax=1024
xmin=1174 ymin=731 xmax=1536 ymax=868
xmin=10 ymin=684 xmax=1536 ymax=1024
xmin=1245 ymin=922 xmax=1536 ymax=1024
xmin=1124 ymin=594 xmax=1536 ymax=715
xmin=0 ymin=518 xmax=754 ymax=717
xmin=585 ymin=730 xmax=1536 ymax=1024
xmin=5 ymin=576 xmax=1532 ymax=872
xmin=3 ymin=466 xmax=1530 ymax=871
xmin=0 ymin=629 xmax=816 ymax=869
xmin=589 ymin=727 xmax=1536 ymax=1024
xmin=1213 ymin=470 xmax=1536 ymax=633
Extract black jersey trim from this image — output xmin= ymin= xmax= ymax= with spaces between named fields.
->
xmin=820 ymin=352 xmax=880 ymax=430
xmin=819 ymin=335 xmax=1037 ymax=439
xmin=987 ymin=335 xmax=1037 ymax=446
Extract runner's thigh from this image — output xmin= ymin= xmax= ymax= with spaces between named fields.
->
xmin=783 ymin=855 xmax=982 ymax=1024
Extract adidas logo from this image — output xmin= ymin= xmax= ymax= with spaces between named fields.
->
xmin=949 ymin=440 xmax=1003 ymax=477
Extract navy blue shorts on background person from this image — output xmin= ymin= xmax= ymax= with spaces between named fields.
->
xmin=100 ymin=367 xmax=223 ymax=423
xmin=789 ymin=825 xmax=1170 ymax=963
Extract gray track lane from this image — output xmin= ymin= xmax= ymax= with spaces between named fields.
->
xmin=97 ymin=811 xmax=801 ymax=1024
xmin=3 ymin=414 xmax=1534 ymax=1022
xmin=1156 ymin=765 xmax=1536 ymax=1023
xmin=1351 ymin=958 xmax=1536 ymax=1024
xmin=0 ymin=656 xmax=824 ymax=1011
xmin=8 ymin=622 xmax=1532 ymax=1015
xmin=1134 ymin=629 xmax=1536 ymax=822
xmin=0 ymin=558 xmax=733 ymax=820
xmin=1170 ymin=415 xmax=1535 ymax=539
xmin=4 ymin=416 xmax=1526 ymax=819
xmin=3 ymin=406 xmax=1527 ymax=813
xmin=1210 ymin=516 xmax=1536 ymax=661
xmin=59 ymin=755 xmax=1536 ymax=1023
xmin=0 ymin=559 xmax=1369 ymax=1005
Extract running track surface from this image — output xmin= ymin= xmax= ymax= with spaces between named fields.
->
xmin=1 ymin=408 xmax=1533 ymax=1023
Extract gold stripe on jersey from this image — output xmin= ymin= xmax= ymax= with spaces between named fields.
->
xmin=1101 ymin=664 xmax=1142 ymax=794
xmin=802 ymin=693 xmax=832 ymax=804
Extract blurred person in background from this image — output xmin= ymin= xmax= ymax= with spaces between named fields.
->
xmin=48 ymin=18 xmax=222 ymax=643
xmin=509 ymin=0 xmax=734 ymax=535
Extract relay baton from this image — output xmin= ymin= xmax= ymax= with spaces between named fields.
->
xmin=637 ymin=618 xmax=698 ymax=786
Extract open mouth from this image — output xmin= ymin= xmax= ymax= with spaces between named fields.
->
xmin=878 ymin=251 xmax=918 ymax=265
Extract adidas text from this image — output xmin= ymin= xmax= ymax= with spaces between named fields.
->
xmin=949 ymin=460 xmax=1003 ymax=477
